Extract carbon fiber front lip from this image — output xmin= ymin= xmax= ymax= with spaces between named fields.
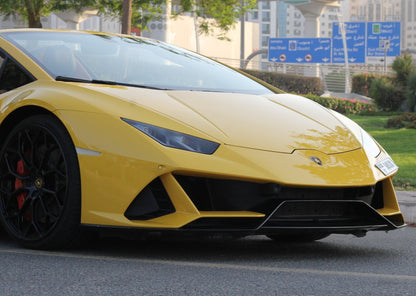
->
xmin=82 ymin=200 xmax=405 ymax=237
xmin=257 ymin=200 xmax=401 ymax=229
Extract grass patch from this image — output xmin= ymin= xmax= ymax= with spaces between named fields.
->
xmin=347 ymin=114 xmax=416 ymax=190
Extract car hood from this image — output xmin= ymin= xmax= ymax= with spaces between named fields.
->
xmin=77 ymin=85 xmax=360 ymax=154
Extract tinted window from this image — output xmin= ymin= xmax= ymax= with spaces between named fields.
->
xmin=0 ymin=52 xmax=4 ymax=68
xmin=0 ymin=51 xmax=33 ymax=93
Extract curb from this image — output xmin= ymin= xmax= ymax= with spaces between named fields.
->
xmin=397 ymin=191 xmax=416 ymax=225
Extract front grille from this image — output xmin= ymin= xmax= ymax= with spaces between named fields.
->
xmin=174 ymin=175 xmax=378 ymax=214
xmin=175 ymin=175 xmax=390 ymax=231
xmin=174 ymin=175 xmax=281 ymax=214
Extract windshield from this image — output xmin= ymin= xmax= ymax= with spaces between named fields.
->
xmin=2 ymin=31 xmax=273 ymax=95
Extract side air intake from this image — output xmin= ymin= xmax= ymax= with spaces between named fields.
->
xmin=124 ymin=178 xmax=175 ymax=220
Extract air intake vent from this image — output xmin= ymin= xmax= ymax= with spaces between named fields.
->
xmin=124 ymin=178 xmax=175 ymax=220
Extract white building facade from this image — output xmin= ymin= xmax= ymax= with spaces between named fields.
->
xmin=348 ymin=0 xmax=416 ymax=51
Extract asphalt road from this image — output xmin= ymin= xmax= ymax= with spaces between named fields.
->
xmin=0 ymin=227 xmax=415 ymax=296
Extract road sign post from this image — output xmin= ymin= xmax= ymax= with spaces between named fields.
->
xmin=268 ymin=22 xmax=401 ymax=70
xmin=379 ymin=39 xmax=391 ymax=73
xmin=332 ymin=22 xmax=366 ymax=64
xmin=268 ymin=38 xmax=331 ymax=63
xmin=366 ymin=22 xmax=400 ymax=65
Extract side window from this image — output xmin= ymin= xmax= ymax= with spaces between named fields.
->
xmin=0 ymin=53 xmax=5 ymax=92
xmin=0 ymin=53 xmax=4 ymax=68
xmin=0 ymin=51 xmax=34 ymax=93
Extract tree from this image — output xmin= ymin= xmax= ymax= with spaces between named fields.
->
xmin=175 ymin=0 xmax=257 ymax=39
xmin=0 ymin=0 xmax=256 ymax=38
xmin=97 ymin=0 xmax=166 ymax=33
xmin=122 ymin=0 xmax=132 ymax=34
xmin=0 ymin=0 xmax=44 ymax=28
xmin=0 ymin=0 xmax=97 ymax=28
xmin=392 ymin=53 xmax=415 ymax=87
xmin=99 ymin=0 xmax=257 ymax=37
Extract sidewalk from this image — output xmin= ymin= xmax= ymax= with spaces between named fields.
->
xmin=397 ymin=191 xmax=416 ymax=225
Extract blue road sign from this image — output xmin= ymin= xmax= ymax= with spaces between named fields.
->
xmin=366 ymin=22 xmax=401 ymax=58
xmin=268 ymin=38 xmax=331 ymax=63
xmin=332 ymin=22 xmax=366 ymax=63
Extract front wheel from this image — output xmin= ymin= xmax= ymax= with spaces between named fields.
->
xmin=0 ymin=115 xmax=81 ymax=249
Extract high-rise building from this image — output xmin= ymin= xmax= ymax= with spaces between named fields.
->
xmin=400 ymin=0 xmax=416 ymax=50
xmin=349 ymin=0 xmax=401 ymax=22
xmin=348 ymin=0 xmax=416 ymax=51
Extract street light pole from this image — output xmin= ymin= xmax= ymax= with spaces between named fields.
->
xmin=338 ymin=14 xmax=350 ymax=93
xmin=240 ymin=1 xmax=245 ymax=68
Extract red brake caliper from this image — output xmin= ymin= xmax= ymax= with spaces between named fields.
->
xmin=15 ymin=159 xmax=29 ymax=210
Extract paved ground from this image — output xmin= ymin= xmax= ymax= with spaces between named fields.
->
xmin=1 ymin=227 xmax=416 ymax=296
xmin=397 ymin=191 xmax=416 ymax=225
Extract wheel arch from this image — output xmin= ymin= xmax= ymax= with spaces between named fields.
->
xmin=0 ymin=106 xmax=59 ymax=144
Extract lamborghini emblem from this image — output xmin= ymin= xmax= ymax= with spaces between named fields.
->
xmin=310 ymin=156 xmax=323 ymax=166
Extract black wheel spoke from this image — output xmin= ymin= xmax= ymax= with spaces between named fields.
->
xmin=38 ymin=144 xmax=58 ymax=172
xmin=17 ymin=131 xmax=33 ymax=170
xmin=44 ymin=167 xmax=66 ymax=179
xmin=31 ymin=221 xmax=43 ymax=238
xmin=18 ymin=192 xmax=34 ymax=216
xmin=22 ymin=221 xmax=33 ymax=237
xmin=41 ymin=187 xmax=57 ymax=195
xmin=38 ymin=195 xmax=60 ymax=222
xmin=3 ymin=152 xmax=30 ymax=180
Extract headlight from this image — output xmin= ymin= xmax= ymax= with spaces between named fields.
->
xmin=361 ymin=129 xmax=381 ymax=158
xmin=122 ymin=118 xmax=219 ymax=154
xmin=329 ymin=110 xmax=380 ymax=158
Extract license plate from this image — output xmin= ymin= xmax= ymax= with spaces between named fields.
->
xmin=375 ymin=158 xmax=398 ymax=176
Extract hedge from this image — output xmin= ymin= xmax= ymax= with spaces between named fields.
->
xmin=241 ymin=70 xmax=374 ymax=114
xmin=351 ymin=73 xmax=380 ymax=96
xmin=242 ymin=69 xmax=323 ymax=95
xmin=304 ymin=94 xmax=375 ymax=115
xmin=386 ymin=113 xmax=416 ymax=129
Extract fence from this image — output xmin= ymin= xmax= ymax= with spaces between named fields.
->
xmin=211 ymin=57 xmax=395 ymax=95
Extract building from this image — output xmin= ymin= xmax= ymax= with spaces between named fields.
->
xmin=349 ymin=0 xmax=401 ymax=22
xmin=400 ymin=0 xmax=416 ymax=51
xmin=40 ymin=13 xmax=121 ymax=33
xmin=139 ymin=4 xmax=259 ymax=68
xmin=348 ymin=0 xmax=416 ymax=51
xmin=0 ymin=14 xmax=26 ymax=29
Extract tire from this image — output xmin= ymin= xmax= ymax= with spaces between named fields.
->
xmin=0 ymin=115 xmax=81 ymax=249
xmin=266 ymin=233 xmax=330 ymax=243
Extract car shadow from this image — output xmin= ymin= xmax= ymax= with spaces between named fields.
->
xmin=67 ymin=231 xmax=395 ymax=263
xmin=0 ymin=227 xmax=402 ymax=263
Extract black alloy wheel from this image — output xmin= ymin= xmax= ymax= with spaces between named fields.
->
xmin=0 ymin=115 xmax=81 ymax=249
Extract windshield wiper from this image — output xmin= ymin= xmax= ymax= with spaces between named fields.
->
xmin=55 ymin=76 xmax=169 ymax=90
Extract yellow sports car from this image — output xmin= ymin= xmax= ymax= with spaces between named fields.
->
xmin=0 ymin=29 xmax=405 ymax=249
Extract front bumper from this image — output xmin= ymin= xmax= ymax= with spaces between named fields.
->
xmin=119 ymin=174 xmax=405 ymax=236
